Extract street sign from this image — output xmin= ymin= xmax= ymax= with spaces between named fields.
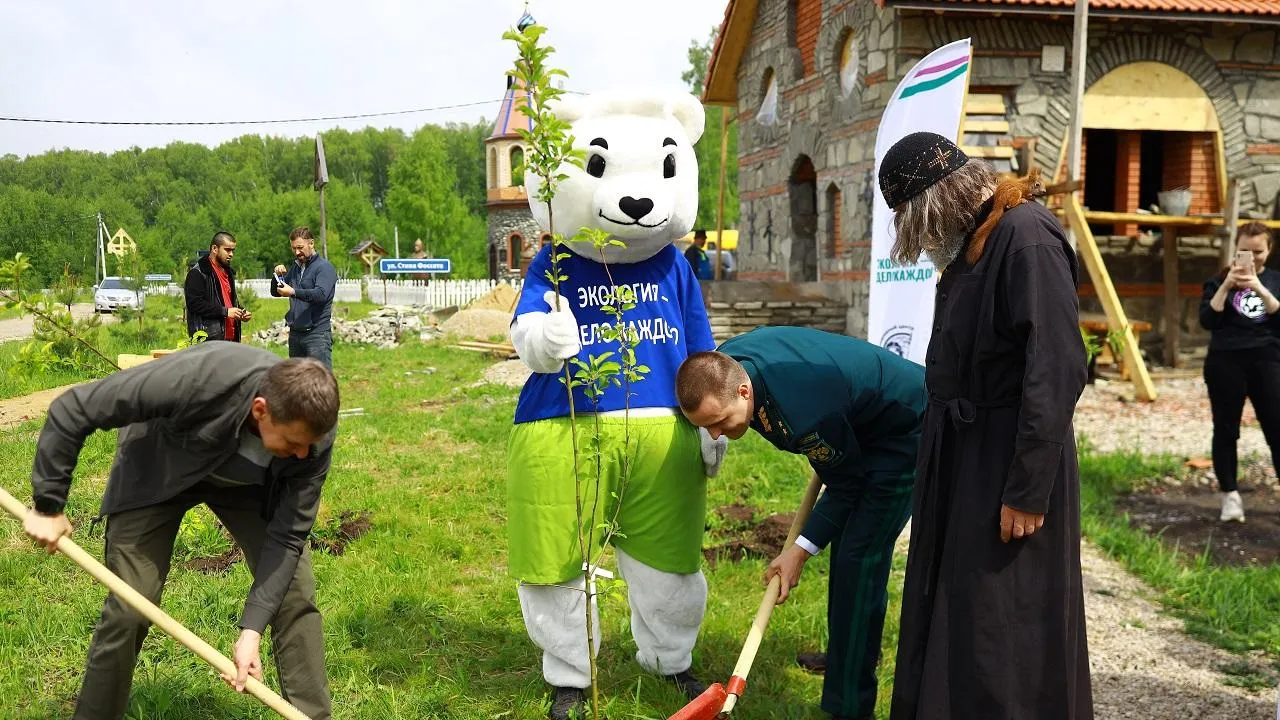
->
xmin=379 ymin=258 xmax=451 ymax=274
xmin=144 ymin=274 xmax=172 ymax=282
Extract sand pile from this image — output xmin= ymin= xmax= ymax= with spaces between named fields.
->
xmin=465 ymin=283 xmax=519 ymax=312
xmin=439 ymin=308 xmax=513 ymax=342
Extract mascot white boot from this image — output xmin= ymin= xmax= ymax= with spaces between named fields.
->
xmin=506 ymin=90 xmax=728 ymax=720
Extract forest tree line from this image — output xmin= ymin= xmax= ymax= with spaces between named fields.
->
xmin=0 ymin=30 xmax=737 ymax=288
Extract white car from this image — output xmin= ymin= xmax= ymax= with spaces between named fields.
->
xmin=94 ymin=277 xmax=144 ymax=313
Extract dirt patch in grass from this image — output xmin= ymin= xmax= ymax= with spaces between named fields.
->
xmin=1115 ymin=482 xmax=1280 ymax=566
xmin=703 ymin=505 xmax=796 ymax=569
xmin=310 ymin=510 xmax=374 ymax=556
xmin=183 ymin=547 xmax=243 ymax=574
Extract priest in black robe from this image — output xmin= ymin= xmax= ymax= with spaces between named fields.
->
xmin=878 ymin=132 xmax=1093 ymax=720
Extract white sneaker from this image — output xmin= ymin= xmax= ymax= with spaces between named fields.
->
xmin=1220 ymin=490 xmax=1245 ymax=523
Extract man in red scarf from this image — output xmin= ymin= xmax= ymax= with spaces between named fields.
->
xmin=184 ymin=231 xmax=251 ymax=342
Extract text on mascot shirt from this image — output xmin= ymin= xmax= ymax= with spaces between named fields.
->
xmin=514 ymin=243 xmax=714 ymax=423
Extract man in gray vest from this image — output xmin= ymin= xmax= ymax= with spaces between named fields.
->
xmin=23 ymin=342 xmax=340 ymax=720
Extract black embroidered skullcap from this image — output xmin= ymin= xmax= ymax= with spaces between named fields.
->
xmin=878 ymin=132 xmax=969 ymax=209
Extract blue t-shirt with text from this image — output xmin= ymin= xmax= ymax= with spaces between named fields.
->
xmin=513 ymin=243 xmax=714 ymax=423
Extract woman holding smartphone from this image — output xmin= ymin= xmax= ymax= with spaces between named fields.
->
xmin=1199 ymin=222 xmax=1280 ymax=522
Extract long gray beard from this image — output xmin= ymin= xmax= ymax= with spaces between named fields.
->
xmin=925 ymin=234 xmax=968 ymax=271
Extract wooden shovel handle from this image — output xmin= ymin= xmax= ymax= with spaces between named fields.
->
xmin=0 ymin=486 xmax=312 ymax=720
xmin=721 ymin=471 xmax=824 ymax=714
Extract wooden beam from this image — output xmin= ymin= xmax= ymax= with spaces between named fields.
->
xmin=1044 ymin=180 xmax=1082 ymax=196
xmin=715 ymin=108 xmax=728 ymax=281
xmin=1065 ymin=0 xmax=1088 ymax=252
xmin=1163 ymin=226 xmax=1180 ymax=368
xmin=963 ymin=119 xmax=1011 ymax=133
xmin=1214 ymin=129 xmax=1230 ymax=209
xmin=1051 ymin=209 xmax=1280 ymax=229
xmin=961 ymin=145 xmax=1016 ymax=159
xmin=965 ymin=94 xmax=1006 ymax=115
xmin=1064 ymin=194 xmax=1158 ymax=401
xmin=1219 ymin=179 xmax=1241 ymax=268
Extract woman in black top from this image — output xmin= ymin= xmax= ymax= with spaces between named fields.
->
xmin=1199 ymin=222 xmax=1280 ymax=522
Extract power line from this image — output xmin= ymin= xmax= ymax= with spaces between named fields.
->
xmin=0 ymin=89 xmax=586 ymax=127
xmin=0 ymin=99 xmax=501 ymax=126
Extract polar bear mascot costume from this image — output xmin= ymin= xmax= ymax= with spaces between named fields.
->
xmin=506 ymin=90 xmax=727 ymax=719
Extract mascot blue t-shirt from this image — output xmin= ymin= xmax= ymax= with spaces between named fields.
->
xmin=514 ymin=243 xmax=714 ymax=423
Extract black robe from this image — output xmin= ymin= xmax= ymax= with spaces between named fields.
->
xmin=889 ymin=200 xmax=1093 ymax=719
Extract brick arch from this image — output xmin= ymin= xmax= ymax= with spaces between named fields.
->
xmin=816 ymin=4 xmax=863 ymax=120
xmin=785 ymin=121 xmax=824 ymax=173
xmin=1082 ymin=34 xmax=1252 ymax=205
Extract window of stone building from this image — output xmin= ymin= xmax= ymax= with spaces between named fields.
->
xmin=825 ymin=183 xmax=843 ymax=257
xmin=757 ymin=69 xmax=778 ymax=126
xmin=507 ymin=233 xmax=522 ymax=271
xmin=540 ymin=233 xmax=552 ymax=250
xmin=510 ymin=146 xmax=525 ymax=187
xmin=837 ymin=30 xmax=858 ymax=98
xmin=488 ymin=148 xmax=498 ymax=189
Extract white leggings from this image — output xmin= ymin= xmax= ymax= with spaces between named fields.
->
xmin=517 ymin=547 xmax=707 ymax=688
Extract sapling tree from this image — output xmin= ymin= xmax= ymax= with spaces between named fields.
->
xmin=505 ymin=22 xmax=652 ymax=719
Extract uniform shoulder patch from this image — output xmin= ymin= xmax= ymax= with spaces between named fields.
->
xmin=796 ymin=432 xmax=838 ymax=465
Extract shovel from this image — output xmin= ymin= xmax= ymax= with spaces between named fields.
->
xmin=0 ymin=486 xmax=312 ymax=720
xmin=670 ymin=471 xmax=823 ymax=720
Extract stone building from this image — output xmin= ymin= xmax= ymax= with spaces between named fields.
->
xmin=485 ymin=11 xmax=549 ymax=282
xmin=701 ymin=0 xmax=1280 ymax=358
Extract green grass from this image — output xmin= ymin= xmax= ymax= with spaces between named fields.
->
xmin=1079 ymin=448 xmax=1280 ymax=659
xmin=0 ymin=339 xmax=886 ymax=719
xmin=8 ymin=338 xmax=1273 ymax=717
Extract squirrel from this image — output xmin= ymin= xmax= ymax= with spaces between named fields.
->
xmin=965 ymin=166 xmax=1045 ymax=266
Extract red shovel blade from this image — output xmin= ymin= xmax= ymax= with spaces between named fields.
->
xmin=668 ymin=682 xmax=728 ymax=720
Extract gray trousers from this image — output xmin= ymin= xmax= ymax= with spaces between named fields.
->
xmin=73 ymin=485 xmax=331 ymax=720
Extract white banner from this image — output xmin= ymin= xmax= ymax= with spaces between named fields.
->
xmin=867 ymin=38 xmax=973 ymax=365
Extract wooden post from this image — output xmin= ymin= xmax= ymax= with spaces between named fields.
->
xmin=715 ymin=108 xmax=729 ymax=281
xmin=1064 ymin=0 xmax=1089 ymax=251
xmin=1163 ymin=226 xmax=1180 ymax=368
xmin=1065 ymin=194 xmax=1158 ymax=401
xmin=1219 ymin=179 xmax=1241 ymax=269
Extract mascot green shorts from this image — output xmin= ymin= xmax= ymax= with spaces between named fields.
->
xmin=507 ymin=414 xmax=707 ymax=584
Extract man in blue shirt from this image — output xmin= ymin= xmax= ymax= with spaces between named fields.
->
xmin=271 ymin=227 xmax=337 ymax=368
xmin=676 ymin=326 xmax=924 ymax=720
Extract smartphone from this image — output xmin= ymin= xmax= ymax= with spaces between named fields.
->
xmin=1235 ymin=249 xmax=1252 ymax=272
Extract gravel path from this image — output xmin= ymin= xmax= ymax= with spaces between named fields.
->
xmin=1082 ymin=541 xmax=1277 ymax=718
xmin=1075 ymin=377 xmax=1270 ymax=461
xmin=0 ymin=304 xmax=104 ymax=343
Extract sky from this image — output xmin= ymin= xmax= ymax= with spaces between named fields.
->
xmin=0 ymin=0 xmax=728 ymax=158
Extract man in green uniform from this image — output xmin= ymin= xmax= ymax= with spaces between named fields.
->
xmin=675 ymin=326 xmax=925 ymax=720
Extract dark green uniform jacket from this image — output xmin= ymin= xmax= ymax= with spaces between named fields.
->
xmin=718 ymin=326 xmax=926 ymax=550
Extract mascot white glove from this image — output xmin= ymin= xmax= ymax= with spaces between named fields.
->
xmin=698 ymin=426 xmax=729 ymax=478
xmin=540 ymin=291 xmax=581 ymax=361
xmin=510 ymin=291 xmax=582 ymax=374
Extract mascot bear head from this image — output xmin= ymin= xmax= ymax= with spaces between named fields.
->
xmin=526 ymin=90 xmax=704 ymax=265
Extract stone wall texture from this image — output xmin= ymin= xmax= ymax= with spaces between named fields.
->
xmin=486 ymin=206 xmax=543 ymax=282
xmin=699 ymin=279 xmax=865 ymax=342
xmin=728 ymin=2 xmax=1280 ymax=358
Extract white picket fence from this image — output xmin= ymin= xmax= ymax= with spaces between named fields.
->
xmin=159 ymin=278 xmax=522 ymax=309
xmin=365 ymin=278 xmax=521 ymax=307
xmin=236 ymin=278 xmax=364 ymax=303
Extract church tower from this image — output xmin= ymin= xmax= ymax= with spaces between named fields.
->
xmin=485 ymin=8 xmax=546 ymax=281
